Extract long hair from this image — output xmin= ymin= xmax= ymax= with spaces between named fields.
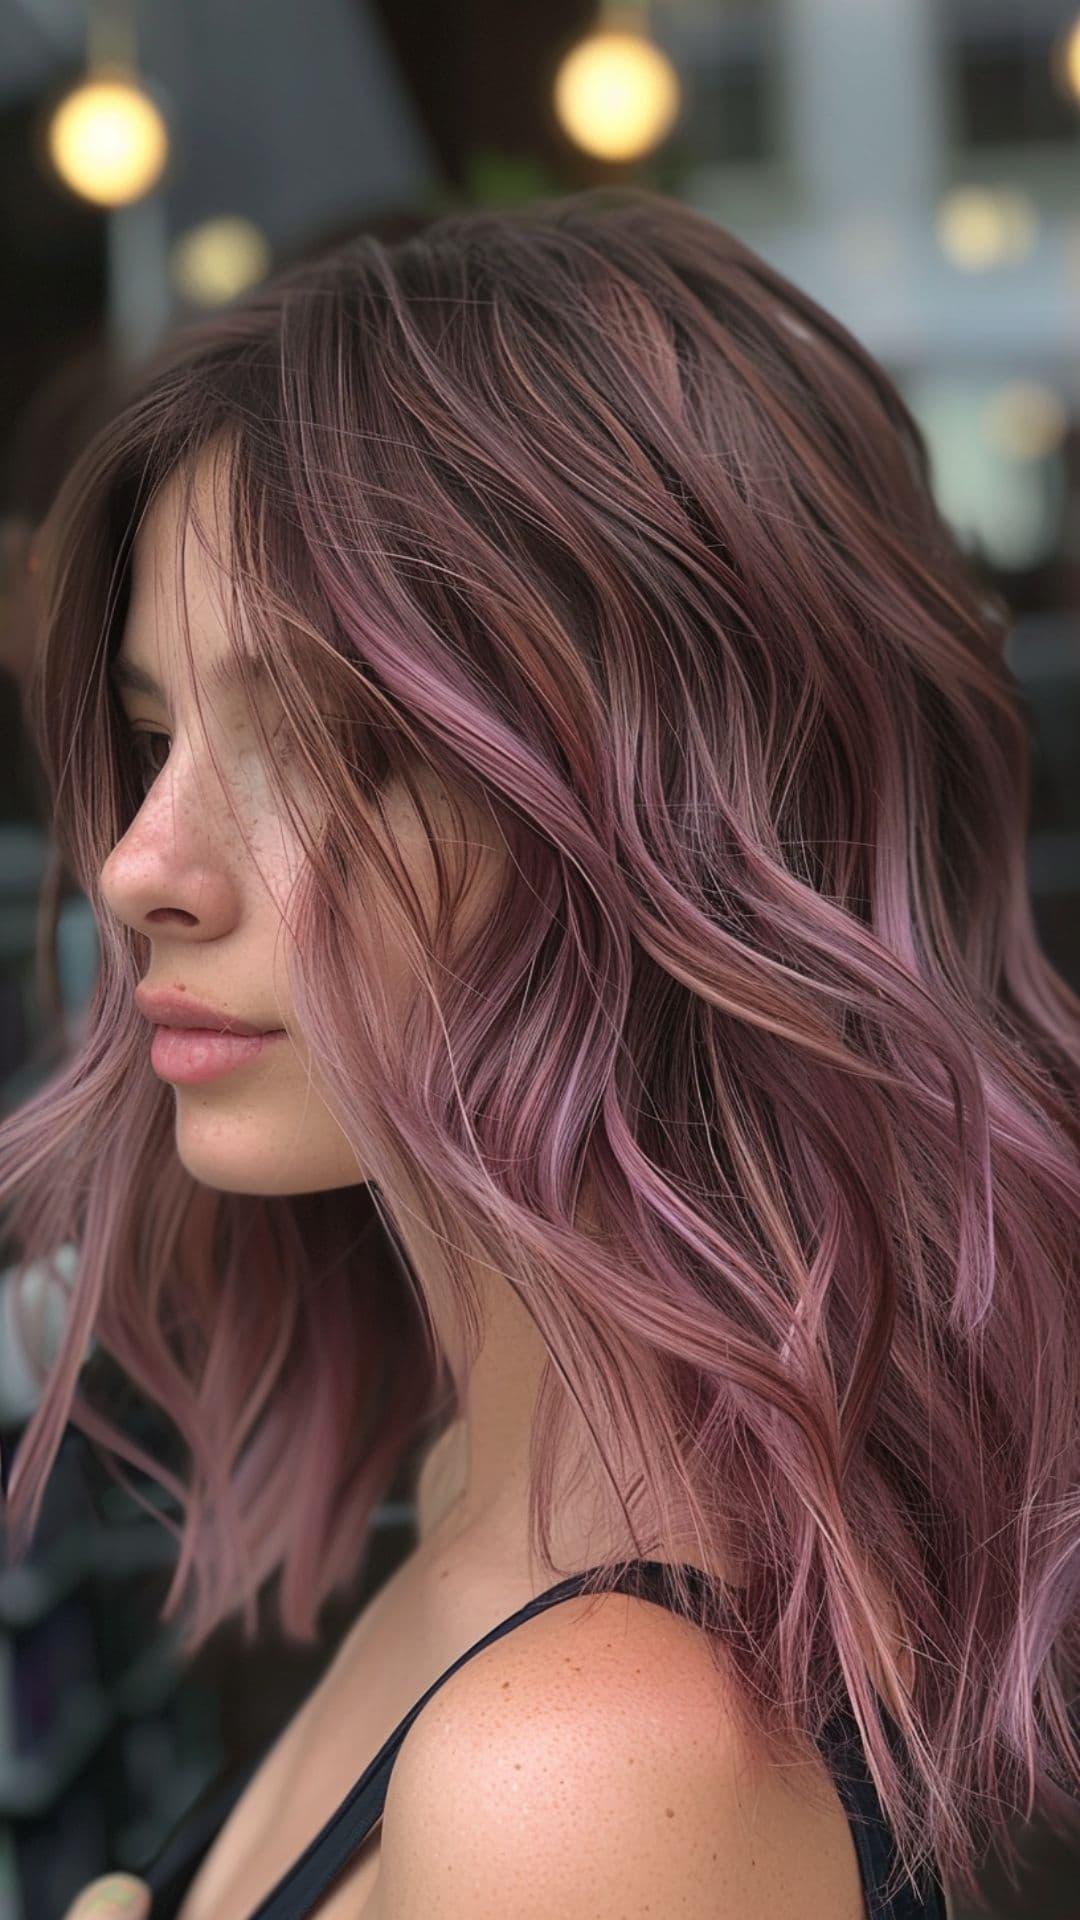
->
xmin=2 ymin=185 xmax=1078 ymax=1905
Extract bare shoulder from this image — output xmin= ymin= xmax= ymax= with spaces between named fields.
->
xmin=373 ymin=1586 xmax=866 ymax=1920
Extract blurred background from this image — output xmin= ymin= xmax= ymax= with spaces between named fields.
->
xmin=0 ymin=2 xmax=1078 ymax=1915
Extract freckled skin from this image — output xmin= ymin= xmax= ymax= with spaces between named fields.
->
xmin=373 ymin=1588 xmax=868 ymax=1919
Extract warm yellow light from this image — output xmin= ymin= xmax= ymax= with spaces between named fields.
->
xmin=171 ymin=217 xmax=272 ymax=306
xmin=47 ymin=75 xmax=168 ymax=207
xmin=982 ymin=381 xmax=1068 ymax=462
xmin=553 ymin=29 xmax=681 ymax=162
xmin=935 ymin=186 xmax=1038 ymax=270
xmin=1056 ymin=17 xmax=1080 ymax=102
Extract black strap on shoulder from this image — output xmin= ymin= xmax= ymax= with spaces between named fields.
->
xmin=145 ymin=1558 xmax=947 ymax=1920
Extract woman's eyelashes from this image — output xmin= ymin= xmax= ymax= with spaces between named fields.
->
xmin=128 ymin=727 xmax=170 ymax=791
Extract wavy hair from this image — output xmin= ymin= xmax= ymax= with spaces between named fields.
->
xmin=2 ymin=186 xmax=1079 ymax=1905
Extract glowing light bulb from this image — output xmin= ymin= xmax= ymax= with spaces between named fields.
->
xmin=553 ymin=28 xmax=681 ymax=163
xmin=47 ymin=74 xmax=169 ymax=207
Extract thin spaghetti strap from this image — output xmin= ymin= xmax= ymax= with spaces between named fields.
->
xmin=143 ymin=1562 xmax=630 ymax=1920
xmin=148 ymin=1555 xmax=947 ymax=1920
xmin=240 ymin=1563 xmax=643 ymax=1919
xmin=239 ymin=1562 xmax=696 ymax=1918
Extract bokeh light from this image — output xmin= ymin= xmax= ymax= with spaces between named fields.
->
xmin=553 ymin=28 xmax=681 ymax=162
xmin=46 ymin=75 xmax=169 ymax=208
xmin=170 ymin=217 xmax=273 ymax=306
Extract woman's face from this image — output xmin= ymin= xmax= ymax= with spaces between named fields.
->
xmin=99 ymin=456 xmax=500 ymax=1197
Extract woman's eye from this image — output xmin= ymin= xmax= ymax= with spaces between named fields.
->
xmin=129 ymin=729 xmax=171 ymax=788
xmin=124 ymin=720 xmax=291 ymax=795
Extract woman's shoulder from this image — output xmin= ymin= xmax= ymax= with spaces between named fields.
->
xmin=373 ymin=1583 xmax=867 ymax=1920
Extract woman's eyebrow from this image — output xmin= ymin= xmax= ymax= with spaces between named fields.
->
xmin=107 ymin=650 xmax=268 ymax=702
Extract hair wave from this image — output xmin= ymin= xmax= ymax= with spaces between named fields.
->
xmin=2 ymin=186 xmax=1079 ymax=1906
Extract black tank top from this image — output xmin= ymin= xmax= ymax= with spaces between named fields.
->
xmin=141 ymin=1558 xmax=948 ymax=1920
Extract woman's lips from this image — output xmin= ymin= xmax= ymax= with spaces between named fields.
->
xmin=150 ymin=1024 xmax=286 ymax=1084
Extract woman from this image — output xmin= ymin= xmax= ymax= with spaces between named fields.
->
xmin=3 ymin=186 xmax=1078 ymax=1920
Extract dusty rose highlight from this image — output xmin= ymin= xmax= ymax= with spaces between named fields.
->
xmin=1 ymin=186 xmax=1078 ymax=1906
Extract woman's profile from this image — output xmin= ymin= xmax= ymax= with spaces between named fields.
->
xmin=1 ymin=185 xmax=1079 ymax=1920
